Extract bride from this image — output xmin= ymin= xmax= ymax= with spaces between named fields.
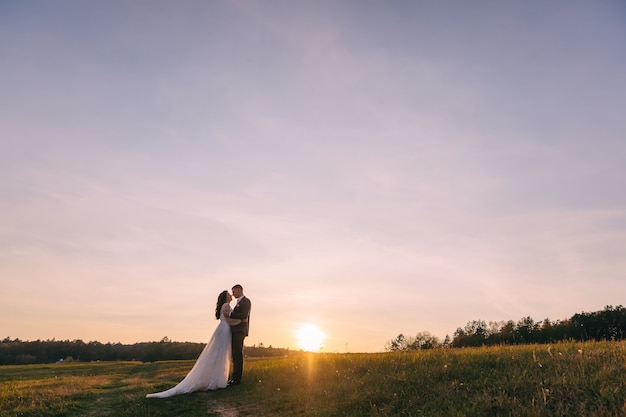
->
xmin=146 ymin=290 xmax=241 ymax=398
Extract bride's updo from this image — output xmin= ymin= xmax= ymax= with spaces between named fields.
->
xmin=215 ymin=290 xmax=229 ymax=319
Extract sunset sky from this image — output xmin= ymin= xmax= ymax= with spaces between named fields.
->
xmin=2 ymin=1 xmax=625 ymax=353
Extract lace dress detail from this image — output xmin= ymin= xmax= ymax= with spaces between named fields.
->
xmin=146 ymin=308 xmax=235 ymax=398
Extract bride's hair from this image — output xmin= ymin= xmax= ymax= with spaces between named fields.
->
xmin=215 ymin=290 xmax=229 ymax=320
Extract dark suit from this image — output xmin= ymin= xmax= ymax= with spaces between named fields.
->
xmin=229 ymin=296 xmax=251 ymax=383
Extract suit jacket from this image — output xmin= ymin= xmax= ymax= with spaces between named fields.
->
xmin=230 ymin=296 xmax=251 ymax=336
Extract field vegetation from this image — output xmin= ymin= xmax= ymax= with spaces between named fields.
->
xmin=1 ymin=340 xmax=625 ymax=416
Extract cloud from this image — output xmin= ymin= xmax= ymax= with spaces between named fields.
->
xmin=1 ymin=1 xmax=625 ymax=351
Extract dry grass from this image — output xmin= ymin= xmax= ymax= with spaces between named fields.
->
xmin=1 ymin=341 xmax=625 ymax=416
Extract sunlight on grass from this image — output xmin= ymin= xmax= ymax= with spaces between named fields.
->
xmin=0 ymin=374 xmax=116 ymax=415
xmin=1 ymin=342 xmax=625 ymax=416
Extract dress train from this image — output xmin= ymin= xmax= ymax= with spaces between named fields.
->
xmin=146 ymin=313 xmax=233 ymax=398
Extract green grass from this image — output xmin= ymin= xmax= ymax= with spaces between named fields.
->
xmin=1 ymin=341 xmax=625 ymax=416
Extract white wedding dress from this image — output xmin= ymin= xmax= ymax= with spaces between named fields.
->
xmin=146 ymin=304 xmax=239 ymax=398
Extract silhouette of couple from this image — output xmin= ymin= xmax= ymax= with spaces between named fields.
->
xmin=146 ymin=284 xmax=251 ymax=398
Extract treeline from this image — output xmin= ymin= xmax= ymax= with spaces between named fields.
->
xmin=388 ymin=305 xmax=626 ymax=350
xmin=0 ymin=336 xmax=293 ymax=365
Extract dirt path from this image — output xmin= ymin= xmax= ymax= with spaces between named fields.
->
xmin=207 ymin=400 xmax=260 ymax=417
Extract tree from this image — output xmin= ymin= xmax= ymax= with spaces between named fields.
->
xmin=412 ymin=331 xmax=441 ymax=349
xmin=452 ymin=320 xmax=488 ymax=347
xmin=386 ymin=334 xmax=407 ymax=351
xmin=516 ymin=316 xmax=537 ymax=343
xmin=385 ymin=332 xmax=441 ymax=351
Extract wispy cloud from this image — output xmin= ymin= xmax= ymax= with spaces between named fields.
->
xmin=1 ymin=1 xmax=625 ymax=350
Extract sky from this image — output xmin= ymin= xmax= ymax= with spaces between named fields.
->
xmin=1 ymin=1 xmax=625 ymax=353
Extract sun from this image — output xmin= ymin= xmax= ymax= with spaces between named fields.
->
xmin=295 ymin=324 xmax=325 ymax=352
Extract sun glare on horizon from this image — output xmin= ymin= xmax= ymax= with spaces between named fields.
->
xmin=295 ymin=324 xmax=325 ymax=352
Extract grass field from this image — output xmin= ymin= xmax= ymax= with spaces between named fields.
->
xmin=1 ymin=341 xmax=625 ymax=416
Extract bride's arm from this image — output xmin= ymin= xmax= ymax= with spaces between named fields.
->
xmin=221 ymin=304 xmax=241 ymax=326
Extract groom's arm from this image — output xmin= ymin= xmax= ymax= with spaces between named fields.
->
xmin=230 ymin=299 xmax=251 ymax=320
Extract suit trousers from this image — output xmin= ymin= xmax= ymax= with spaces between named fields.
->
xmin=231 ymin=331 xmax=246 ymax=383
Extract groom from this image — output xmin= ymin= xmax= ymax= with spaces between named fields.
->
xmin=228 ymin=284 xmax=251 ymax=386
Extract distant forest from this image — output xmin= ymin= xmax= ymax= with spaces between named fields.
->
xmin=387 ymin=305 xmax=626 ymax=351
xmin=3 ymin=305 xmax=625 ymax=365
xmin=0 ymin=337 xmax=292 ymax=366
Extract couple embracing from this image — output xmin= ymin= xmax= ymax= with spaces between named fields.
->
xmin=146 ymin=284 xmax=251 ymax=398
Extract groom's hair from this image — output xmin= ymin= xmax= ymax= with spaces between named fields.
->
xmin=232 ymin=284 xmax=243 ymax=291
